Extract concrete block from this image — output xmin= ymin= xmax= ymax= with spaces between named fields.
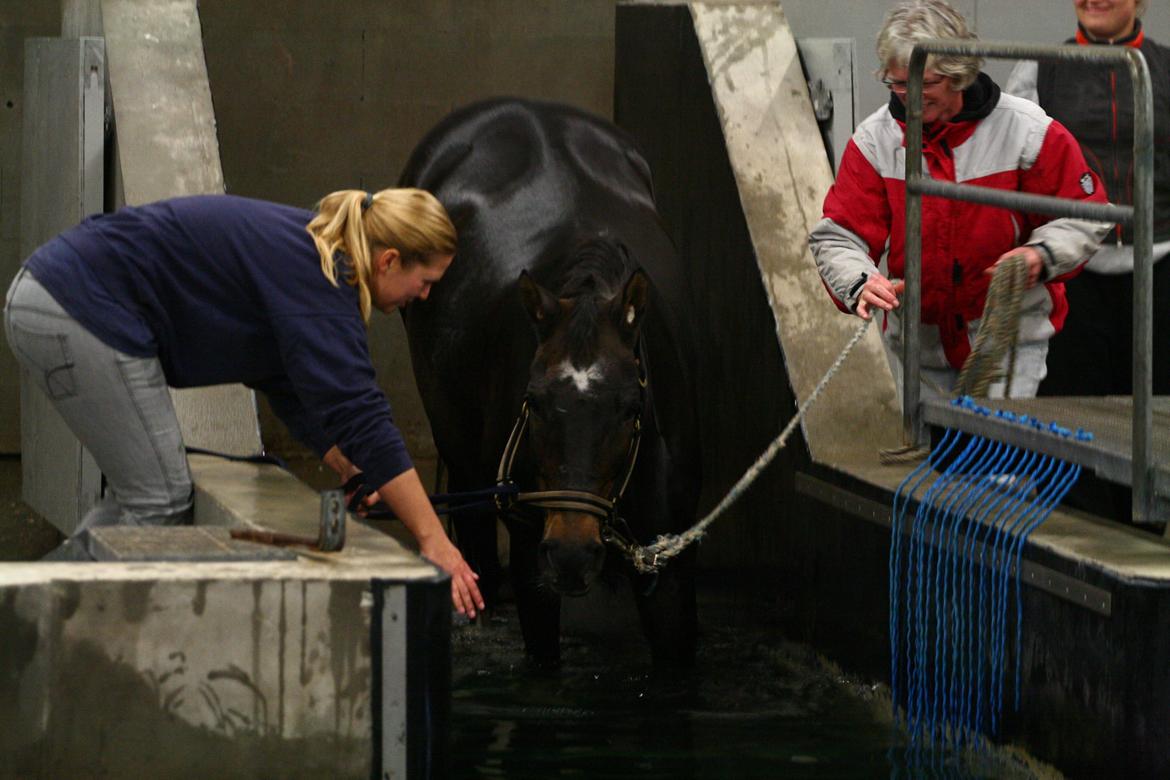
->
xmin=0 ymin=523 xmax=449 ymax=777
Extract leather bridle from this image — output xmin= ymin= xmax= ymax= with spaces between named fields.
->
xmin=494 ymin=356 xmax=647 ymax=553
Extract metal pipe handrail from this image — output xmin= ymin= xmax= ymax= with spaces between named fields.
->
xmin=902 ymin=39 xmax=1155 ymax=526
xmin=910 ymin=179 xmax=1132 ymax=223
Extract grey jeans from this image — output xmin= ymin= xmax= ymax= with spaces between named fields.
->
xmin=4 ymin=268 xmax=192 ymax=528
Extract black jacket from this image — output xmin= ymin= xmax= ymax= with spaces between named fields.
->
xmin=1036 ymin=21 xmax=1170 ymax=243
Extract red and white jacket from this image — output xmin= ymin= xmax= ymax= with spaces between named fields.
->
xmin=809 ymin=73 xmax=1111 ymax=370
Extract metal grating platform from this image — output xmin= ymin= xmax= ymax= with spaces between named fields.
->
xmin=87 ymin=525 xmax=297 ymax=562
xmin=923 ymin=396 xmax=1170 ymax=514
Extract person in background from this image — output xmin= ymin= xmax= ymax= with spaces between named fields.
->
xmin=3 ymin=188 xmax=484 ymax=618
xmin=1006 ymin=0 xmax=1170 ymax=397
xmin=809 ymin=0 xmax=1111 ymax=402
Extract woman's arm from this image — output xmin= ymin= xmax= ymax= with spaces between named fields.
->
xmin=1019 ymin=122 xmax=1113 ymax=280
xmin=376 ymin=468 xmax=485 ymax=619
xmin=809 ymin=137 xmax=894 ymax=314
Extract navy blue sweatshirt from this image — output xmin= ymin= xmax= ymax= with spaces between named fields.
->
xmin=24 ymin=194 xmax=412 ymax=490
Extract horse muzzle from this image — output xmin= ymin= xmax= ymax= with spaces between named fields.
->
xmin=539 ymin=511 xmax=606 ymax=595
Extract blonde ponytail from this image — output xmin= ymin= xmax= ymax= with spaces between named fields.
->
xmin=307 ymin=187 xmax=456 ymax=322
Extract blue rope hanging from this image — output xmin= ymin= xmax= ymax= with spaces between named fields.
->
xmin=889 ymin=396 xmax=1089 ymax=759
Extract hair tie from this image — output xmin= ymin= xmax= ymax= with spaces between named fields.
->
xmin=361 ymin=192 xmax=374 ymax=212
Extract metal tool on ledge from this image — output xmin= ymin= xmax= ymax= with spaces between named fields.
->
xmin=230 ymin=489 xmax=346 ymax=552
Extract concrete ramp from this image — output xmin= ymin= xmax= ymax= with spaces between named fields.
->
xmin=101 ymin=0 xmax=260 ymax=456
xmin=616 ymin=1 xmax=900 ymax=566
xmin=686 ymin=2 xmax=901 ymax=467
xmin=688 ymin=1 xmax=902 ymax=466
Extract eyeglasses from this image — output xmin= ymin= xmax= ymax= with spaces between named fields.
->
xmin=880 ymin=76 xmax=948 ymax=94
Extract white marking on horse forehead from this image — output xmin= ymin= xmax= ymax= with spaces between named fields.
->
xmin=556 ymin=359 xmax=606 ymax=393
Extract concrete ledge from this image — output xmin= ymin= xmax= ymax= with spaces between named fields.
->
xmin=0 ymin=456 xmax=449 ymax=778
xmin=830 ymin=455 xmax=1170 ymax=584
xmin=189 ymin=453 xmax=425 ymax=564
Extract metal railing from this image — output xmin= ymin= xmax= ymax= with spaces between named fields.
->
xmin=902 ymin=40 xmax=1155 ymax=525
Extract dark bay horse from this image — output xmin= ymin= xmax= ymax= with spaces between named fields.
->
xmin=399 ymin=98 xmax=702 ymax=668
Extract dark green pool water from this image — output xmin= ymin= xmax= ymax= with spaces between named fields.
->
xmin=448 ymin=586 xmax=1057 ymax=779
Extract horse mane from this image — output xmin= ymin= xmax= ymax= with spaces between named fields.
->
xmin=558 ymin=236 xmax=633 ymax=364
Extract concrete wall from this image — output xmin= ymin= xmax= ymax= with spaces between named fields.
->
xmin=6 ymin=0 xmax=1167 ymax=457
xmin=3 ymin=0 xmax=1167 ymax=471
xmin=0 ymin=2 xmax=61 ymax=453
xmin=2 ymin=572 xmax=373 ymax=778
xmin=203 ymin=0 xmax=1169 ymax=481
xmin=0 ymin=561 xmax=448 ymax=778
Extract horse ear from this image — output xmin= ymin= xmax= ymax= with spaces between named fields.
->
xmin=518 ymin=270 xmax=561 ymax=339
xmin=617 ymin=269 xmax=648 ymax=341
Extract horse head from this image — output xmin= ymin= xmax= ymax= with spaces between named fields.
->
xmin=516 ymin=238 xmax=648 ymax=595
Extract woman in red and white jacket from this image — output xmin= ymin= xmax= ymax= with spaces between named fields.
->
xmin=809 ymin=0 xmax=1112 ymax=401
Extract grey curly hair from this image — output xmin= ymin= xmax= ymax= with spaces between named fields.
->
xmin=876 ymin=0 xmax=982 ymax=92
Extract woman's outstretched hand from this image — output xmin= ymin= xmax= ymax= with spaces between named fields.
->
xmin=419 ymin=535 xmax=484 ymax=619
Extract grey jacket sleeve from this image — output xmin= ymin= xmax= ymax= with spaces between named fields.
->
xmin=808 ymin=217 xmax=879 ymax=311
xmin=1027 ymin=216 xmax=1112 ymax=279
xmin=1011 ymin=94 xmax=1112 ymax=279
xmin=1005 ymin=60 xmax=1039 ymax=103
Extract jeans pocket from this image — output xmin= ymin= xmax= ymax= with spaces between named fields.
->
xmin=8 ymin=319 xmax=77 ymax=400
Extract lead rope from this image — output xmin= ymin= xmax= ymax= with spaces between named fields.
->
xmin=625 ymin=317 xmax=873 ymax=574
xmin=954 ymin=254 xmax=1027 ymax=399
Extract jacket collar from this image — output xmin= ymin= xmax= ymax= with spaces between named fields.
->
xmin=1075 ymin=19 xmax=1144 ymax=47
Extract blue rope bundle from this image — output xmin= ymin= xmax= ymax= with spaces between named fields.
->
xmin=889 ymin=396 xmax=1087 ymax=761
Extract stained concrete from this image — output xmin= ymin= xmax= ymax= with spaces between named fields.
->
xmin=0 ymin=450 xmax=448 ymax=778
xmin=690 ymin=2 xmax=902 ymax=464
xmin=0 ymin=1 xmax=59 ymax=454
xmin=616 ymin=2 xmax=898 ymax=567
xmin=101 ymin=0 xmax=263 ymax=458
xmin=1 ymin=566 xmax=402 ymax=778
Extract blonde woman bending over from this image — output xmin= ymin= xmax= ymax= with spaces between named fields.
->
xmin=4 ymin=189 xmax=483 ymax=618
